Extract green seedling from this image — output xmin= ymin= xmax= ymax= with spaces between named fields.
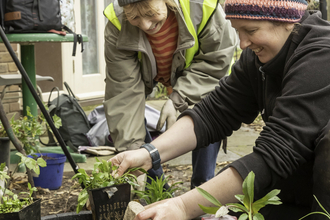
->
xmin=299 ymin=195 xmax=330 ymax=220
xmin=72 ymin=157 xmax=147 ymax=213
xmin=197 ymin=171 xmax=282 ymax=220
xmin=133 ymin=174 xmax=182 ymax=204
xmin=0 ymin=183 xmax=37 ymax=214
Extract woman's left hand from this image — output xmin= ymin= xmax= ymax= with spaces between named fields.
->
xmin=134 ymin=197 xmax=188 ymax=220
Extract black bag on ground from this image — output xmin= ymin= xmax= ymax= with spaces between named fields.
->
xmin=44 ymin=82 xmax=91 ymax=151
xmin=4 ymin=0 xmax=62 ymax=33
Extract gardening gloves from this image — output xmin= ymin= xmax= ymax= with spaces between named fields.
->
xmin=157 ymin=99 xmax=179 ymax=131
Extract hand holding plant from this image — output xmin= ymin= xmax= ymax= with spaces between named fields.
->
xmin=197 ymin=171 xmax=282 ymax=220
xmin=72 ymin=157 xmax=146 ymax=213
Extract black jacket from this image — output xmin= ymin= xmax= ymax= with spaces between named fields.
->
xmin=181 ymin=11 xmax=330 ymax=196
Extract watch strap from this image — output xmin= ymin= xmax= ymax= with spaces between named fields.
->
xmin=140 ymin=143 xmax=161 ymax=170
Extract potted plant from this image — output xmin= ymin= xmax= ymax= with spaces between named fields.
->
xmin=133 ymin=174 xmax=183 ymax=205
xmin=72 ymin=157 xmax=145 ymax=220
xmin=0 ymin=154 xmax=46 ymax=220
xmin=0 ymin=106 xmax=61 ymax=171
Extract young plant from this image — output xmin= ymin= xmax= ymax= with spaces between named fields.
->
xmin=0 ymin=182 xmax=37 ymax=214
xmin=299 ymin=195 xmax=330 ymax=220
xmin=0 ymin=163 xmax=9 ymax=182
xmin=16 ymin=152 xmax=47 ymax=176
xmin=197 ymin=171 xmax=282 ymax=220
xmin=72 ymin=157 xmax=146 ymax=213
xmin=0 ymin=106 xmax=62 ymax=154
xmin=0 ymin=161 xmax=39 ymax=214
xmin=133 ymin=174 xmax=182 ymax=204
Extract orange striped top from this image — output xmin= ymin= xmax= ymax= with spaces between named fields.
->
xmin=146 ymin=11 xmax=178 ymax=90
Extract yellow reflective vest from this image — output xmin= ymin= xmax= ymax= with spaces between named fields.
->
xmin=104 ymin=0 xmax=219 ymax=68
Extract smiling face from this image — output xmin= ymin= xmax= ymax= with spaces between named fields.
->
xmin=124 ymin=0 xmax=168 ymax=35
xmin=231 ymin=19 xmax=294 ymax=63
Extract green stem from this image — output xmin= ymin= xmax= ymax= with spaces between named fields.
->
xmin=299 ymin=212 xmax=330 ymax=220
xmin=249 ymin=212 xmax=253 ymax=220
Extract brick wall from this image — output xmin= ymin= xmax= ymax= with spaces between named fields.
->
xmin=0 ymin=43 xmax=21 ymax=120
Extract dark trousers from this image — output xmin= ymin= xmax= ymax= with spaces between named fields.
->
xmin=144 ymin=120 xmax=169 ymax=189
xmin=144 ymin=120 xmax=221 ymax=190
xmin=191 ymin=142 xmax=221 ymax=189
xmin=229 ymin=120 xmax=330 ymax=220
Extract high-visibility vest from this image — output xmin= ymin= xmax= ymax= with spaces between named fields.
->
xmin=104 ymin=0 xmax=218 ymax=68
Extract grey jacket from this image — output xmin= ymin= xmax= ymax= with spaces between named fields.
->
xmin=103 ymin=0 xmax=238 ymax=151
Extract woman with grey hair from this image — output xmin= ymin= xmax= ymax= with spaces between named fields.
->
xmin=103 ymin=0 xmax=237 ymax=189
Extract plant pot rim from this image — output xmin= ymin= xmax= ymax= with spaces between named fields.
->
xmin=88 ymin=183 xmax=130 ymax=192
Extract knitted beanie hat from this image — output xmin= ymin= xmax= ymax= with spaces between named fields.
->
xmin=225 ymin=0 xmax=308 ymax=23
xmin=118 ymin=0 xmax=143 ymax=7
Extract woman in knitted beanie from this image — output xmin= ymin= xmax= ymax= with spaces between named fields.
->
xmin=110 ymin=0 xmax=330 ymax=219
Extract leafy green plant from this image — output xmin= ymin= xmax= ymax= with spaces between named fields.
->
xmin=0 ymin=163 xmax=9 ymax=182
xmin=133 ymin=174 xmax=182 ymax=204
xmin=0 ymin=182 xmax=37 ymax=214
xmin=0 ymin=159 xmax=42 ymax=214
xmin=72 ymin=157 xmax=146 ymax=213
xmin=299 ymin=195 xmax=330 ymax=220
xmin=0 ymin=106 xmax=62 ymax=155
xmin=16 ymin=152 xmax=47 ymax=176
xmin=197 ymin=171 xmax=282 ymax=220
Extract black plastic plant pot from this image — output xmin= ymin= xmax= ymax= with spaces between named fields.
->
xmin=0 ymin=199 xmax=41 ymax=220
xmin=88 ymin=183 xmax=131 ymax=220
xmin=0 ymin=137 xmax=10 ymax=167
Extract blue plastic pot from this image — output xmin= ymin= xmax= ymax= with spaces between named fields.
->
xmin=28 ymin=153 xmax=66 ymax=190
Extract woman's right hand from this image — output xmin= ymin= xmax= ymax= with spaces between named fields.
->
xmin=109 ymin=148 xmax=153 ymax=177
xmin=134 ymin=197 xmax=189 ymax=220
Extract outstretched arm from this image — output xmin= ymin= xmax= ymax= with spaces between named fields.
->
xmin=135 ymin=167 xmax=243 ymax=220
xmin=110 ymin=115 xmax=196 ymax=176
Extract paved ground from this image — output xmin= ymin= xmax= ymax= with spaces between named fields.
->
xmin=62 ymin=100 xmax=259 ymax=173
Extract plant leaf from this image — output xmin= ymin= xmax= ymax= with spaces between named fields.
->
xmin=313 ymin=195 xmax=330 ymax=216
xmin=253 ymin=213 xmax=265 ymax=220
xmin=76 ymin=189 xmax=89 ymax=214
xmin=238 ymin=213 xmax=248 ymax=220
xmin=227 ymin=203 xmax=249 ymax=213
xmin=37 ymin=157 xmax=47 ymax=167
xmin=235 ymin=194 xmax=245 ymax=204
xmin=196 ymin=187 xmax=222 ymax=207
xmin=252 ymin=189 xmax=281 ymax=213
xmin=198 ymin=204 xmax=219 ymax=214
xmin=242 ymin=171 xmax=255 ymax=211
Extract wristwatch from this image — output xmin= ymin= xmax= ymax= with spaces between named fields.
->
xmin=140 ymin=143 xmax=161 ymax=170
